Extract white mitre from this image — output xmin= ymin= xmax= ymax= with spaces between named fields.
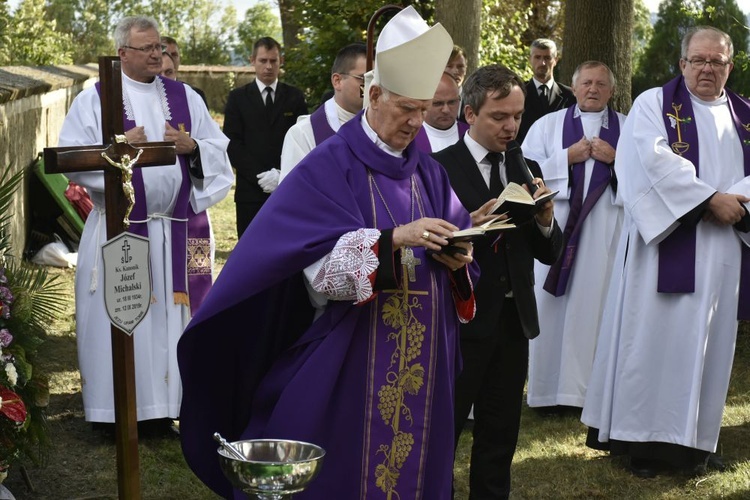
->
xmin=363 ymin=5 xmax=453 ymax=107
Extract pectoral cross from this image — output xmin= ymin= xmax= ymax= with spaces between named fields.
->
xmin=401 ymin=247 xmax=421 ymax=282
xmin=43 ymin=56 xmax=176 ymax=500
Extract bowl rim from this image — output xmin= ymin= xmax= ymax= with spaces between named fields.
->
xmin=217 ymin=438 xmax=326 ymax=464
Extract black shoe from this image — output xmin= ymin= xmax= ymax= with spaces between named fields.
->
xmin=629 ymin=458 xmax=659 ymax=479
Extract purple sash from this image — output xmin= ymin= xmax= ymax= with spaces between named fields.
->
xmin=310 ymin=101 xmax=336 ymax=145
xmin=659 ymin=76 xmax=750 ymax=320
xmin=95 ymin=78 xmax=212 ymax=315
xmin=543 ymin=105 xmax=620 ymax=296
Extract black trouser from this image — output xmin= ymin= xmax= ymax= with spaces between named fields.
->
xmin=454 ymin=298 xmax=528 ymax=500
xmin=235 ymin=201 xmax=266 ymax=239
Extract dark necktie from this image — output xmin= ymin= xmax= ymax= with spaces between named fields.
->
xmin=539 ymin=85 xmax=549 ymax=109
xmin=264 ymin=86 xmax=273 ymax=107
xmin=486 ymin=152 xmax=504 ymax=197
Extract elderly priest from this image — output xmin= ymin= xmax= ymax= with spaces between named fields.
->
xmin=178 ymin=6 xmax=477 ymax=499
xmin=57 ymin=15 xmax=233 ymax=431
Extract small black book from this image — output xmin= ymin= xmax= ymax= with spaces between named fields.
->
xmin=491 ymin=182 xmax=558 ymax=225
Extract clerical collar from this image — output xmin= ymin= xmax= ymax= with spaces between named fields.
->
xmin=361 ymin=111 xmax=404 ymax=157
xmin=331 ymin=98 xmax=356 ymax=127
xmin=575 ymin=105 xmax=610 ymax=128
xmin=423 ymin=121 xmax=458 ymax=138
xmin=685 ymin=86 xmax=728 ymax=107
xmin=121 ymin=72 xmax=171 ymax=122
xmin=255 ymin=79 xmax=278 ymax=94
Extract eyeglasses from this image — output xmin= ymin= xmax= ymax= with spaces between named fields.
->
xmin=122 ymin=44 xmax=166 ymax=54
xmin=432 ymin=99 xmax=460 ymax=108
xmin=341 ymin=74 xmax=366 ymax=98
xmin=684 ymin=58 xmax=730 ymax=70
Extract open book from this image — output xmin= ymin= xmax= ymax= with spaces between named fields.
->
xmin=430 ymin=216 xmax=516 ymax=256
xmin=491 ymin=182 xmax=558 ymax=225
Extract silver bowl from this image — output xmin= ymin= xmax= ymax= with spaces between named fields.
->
xmin=218 ymin=439 xmax=326 ymax=499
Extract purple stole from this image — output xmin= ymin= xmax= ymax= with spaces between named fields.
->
xmin=309 ymin=101 xmax=336 ymax=145
xmin=543 ymin=106 xmax=620 ymax=296
xmin=95 ymin=78 xmax=212 ymax=315
xmin=413 ymin=121 xmax=469 ymax=153
xmin=659 ymin=76 xmax=750 ymax=320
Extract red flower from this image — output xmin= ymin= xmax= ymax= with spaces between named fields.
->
xmin=0 ymin=387 xmax=27 ymax=423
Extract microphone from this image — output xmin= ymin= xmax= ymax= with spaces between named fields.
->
xmin=505 ymin=140 xmax=538 ymax=195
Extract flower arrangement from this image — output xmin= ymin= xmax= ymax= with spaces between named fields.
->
xmin=0 ymin=167 xmax=65 ymax=483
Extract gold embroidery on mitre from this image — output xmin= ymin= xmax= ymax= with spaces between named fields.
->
xmin=187 ymin=237 xmax=211 ymax=276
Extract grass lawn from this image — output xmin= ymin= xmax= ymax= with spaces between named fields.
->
xmin=4 ymin=176 xmax=750 ymax=499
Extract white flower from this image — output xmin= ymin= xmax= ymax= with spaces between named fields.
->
xmin=0 ymin=395 xmax=3 ymax=409
xmin=5 ymin=363 xmax=17 ymax=386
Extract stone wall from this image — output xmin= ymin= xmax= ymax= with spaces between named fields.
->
xmin=0 ymin=64 xmax=255 ymax=257
xmin=177 ymin=65 xmax=257 ymax=113
xmin=0 ymin=64 xmax=99 ymax=257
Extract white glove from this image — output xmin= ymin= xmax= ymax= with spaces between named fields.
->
xmin=257 ymin=168 xmax=281 ymax=193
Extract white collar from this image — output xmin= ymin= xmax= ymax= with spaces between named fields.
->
xmin=255 ymin=78 xmax=279 ymax=94
xmin=362 ymin=111 xmax=404 ymax=157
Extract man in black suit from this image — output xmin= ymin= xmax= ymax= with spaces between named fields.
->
xmin=516 ymin=38 xmax=574 ymax=144
xmin=433 ymin=64 xmax=563 ymax=499
xmin=224 ymin=36 xmax=308 ymax=237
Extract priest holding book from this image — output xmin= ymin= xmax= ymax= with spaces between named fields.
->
xmin=178 ymin=6 xmax=478 ymax=499
xmin=433 ymin=64 xmax=562 ymax=498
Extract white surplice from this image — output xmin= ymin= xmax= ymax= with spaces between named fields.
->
xmin=279 ymin=98 xmax=355 ymax=182
xmin=58 ymin=74 xmax=234 ymax=422
xmin=581 ymin=87 xmax=750 ymax=452
xmin=522 ymin=105 xmax=626 ymax=408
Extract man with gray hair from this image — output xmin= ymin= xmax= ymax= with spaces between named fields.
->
xmin=582 ymin=26 xmax=750 ymax=478
xmin=57 ymin=15 xmax=233 ymax=434
xmin=517 ymin=38 xmax=574 ymax=143
xmin=522 ymin=61 xmax=625 ymax=417
xmin=179 ymin=6 xmax=477 ymax=498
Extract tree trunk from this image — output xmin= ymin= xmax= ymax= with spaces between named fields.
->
xmin=434 ymin=0 xmax=482 ymax=77
xmin=561 ymin=0 xmax=634 ymax=112
xmin=277 ymin=0 xmax=302 ymax=53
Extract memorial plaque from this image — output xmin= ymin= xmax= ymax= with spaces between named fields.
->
xmin=102 ymin=232 xmax=151 ymax=334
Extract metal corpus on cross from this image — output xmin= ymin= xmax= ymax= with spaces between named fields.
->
xmin=43 ymin=56 xmax=176 ymax=499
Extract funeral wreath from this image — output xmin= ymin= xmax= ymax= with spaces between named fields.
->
xmin=0 ymin=167 xmax=65 ymax=483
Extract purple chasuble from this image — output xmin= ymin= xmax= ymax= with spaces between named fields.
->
xmin=309 ymin=101 xmax=336 ymax=145
xmin=543 ymin=106 xmax=619 ymax=296
xmin=177 ymin=112 xmax=475 ymax=499
xmin=95 ymin=78 xmax=212 ymax=314
xmin=659 ymin=76 xmax=750 ymax=319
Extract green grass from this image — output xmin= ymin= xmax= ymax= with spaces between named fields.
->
xmin=5 ymin=179 xmax=750 ymax=499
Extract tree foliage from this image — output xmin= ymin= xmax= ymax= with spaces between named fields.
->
xmin=632 ymin=0 xmax=750 ymax=97
xmin=235 ymin=1 xmax=283 ymax=63
xmin=7 ymin=0 xmax=73 ymax=65
xmin=4 ymin=0 xmax=236 ymax=66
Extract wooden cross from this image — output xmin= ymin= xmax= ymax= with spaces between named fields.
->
xmin=43 ymin=56 xmax=176 ymax=500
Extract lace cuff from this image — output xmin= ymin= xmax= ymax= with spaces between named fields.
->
xmin=310 ymin=228 xmax=381 ymax=303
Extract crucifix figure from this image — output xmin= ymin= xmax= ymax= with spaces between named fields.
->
xmin=43 ymin=56 xmax=175 ymax=500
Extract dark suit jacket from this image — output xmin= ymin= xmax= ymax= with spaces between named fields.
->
xmin=516 ymin=79 xmax=574 ymax=144
xmin=224 ymin=80 xmax=308 ymax=203
xmin=432 ymin=139 xmax=563 ymax=340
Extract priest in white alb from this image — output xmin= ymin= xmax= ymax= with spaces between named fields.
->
xmin=522 ymin=61 xmax=625 ymax=413
xmin=57 ymin=15 xmax=234 ymax=430
xmin=278 ymin=43 xmax=366 ymax=183
xmin=581 ymin=26 xmax=750 ymax=477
